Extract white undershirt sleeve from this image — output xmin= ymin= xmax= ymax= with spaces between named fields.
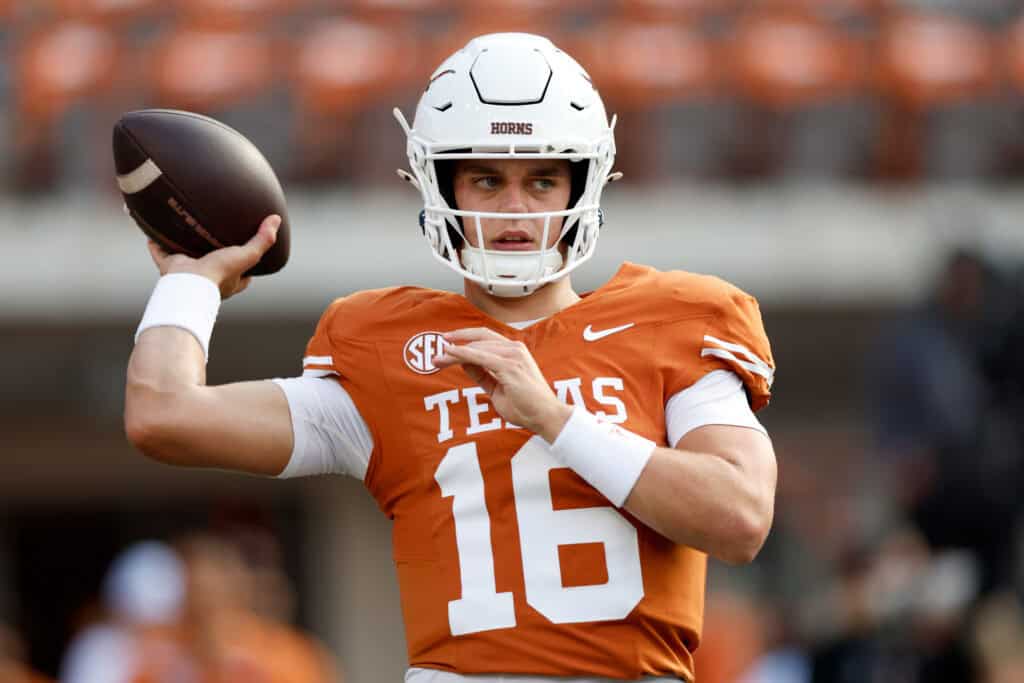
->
xmin=270 ymin=370 xmax=757 ymax=480
xmin=665 ymin=369 xmax=767 ymax=448
xmin=270 ymin=376 xmax=373 ymax=480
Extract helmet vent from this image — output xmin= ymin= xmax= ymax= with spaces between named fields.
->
xmin=433 ymin=102 xmax=453 ymax=112
xmin=570 ymin=101 xmax=587 ymax=111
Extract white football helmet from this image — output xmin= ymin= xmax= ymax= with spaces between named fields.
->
xmin=395 ymin=33 xmax=619 ymax=297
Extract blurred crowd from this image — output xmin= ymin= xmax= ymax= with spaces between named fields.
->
xmin=4 ymin=0 xmax=1024 ymax=195
xmin=3 ymin=532 xmax=340 ymax=683
xmin=692 ymin=248 xmax=1024 ymax=683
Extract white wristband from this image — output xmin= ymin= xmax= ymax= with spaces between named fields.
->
xmin=135 ymin=273 xmax=221 ymax=362
xmin=548 ymin=407 xmax=657 ymax=507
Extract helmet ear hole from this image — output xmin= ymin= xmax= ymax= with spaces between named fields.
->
xmin=433 ymin=158 xmax=465 ymax=249
xmin=561 ymin=159 xmax=591 ymax=246
xmin=434 ymin=159 xmax=458 ymax=211
xmin=567 ymin=159 xmax=588 ymax=210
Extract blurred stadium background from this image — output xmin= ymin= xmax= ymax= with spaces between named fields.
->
xmin=2 ymin=0 xmax=1024 ymax=681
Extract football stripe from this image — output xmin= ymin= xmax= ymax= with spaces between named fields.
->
xmin=700 ymin=348 xmax=774 ymax=385
xmin=116 ymin=158 xmax=163 ymax=194
xmin=701 ymin=335 xmax=774 ymax=386
xmin=303 ymin=355 xmax=333 ymax=366
xmin=303 ymin=368 xmax=338 ymax=378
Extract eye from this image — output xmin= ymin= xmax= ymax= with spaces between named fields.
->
xmin=532 ymin=178 xmax=556 ymax=191
xmin=473 ymin=175 xmax=500 ymax=190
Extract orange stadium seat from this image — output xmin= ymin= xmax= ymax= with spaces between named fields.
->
xmin=148 ymin=25 xmax=277 ymax=114
xmin=1007 ymin=16 xmax=1024 ymax=93
xmin=336 ymin=0 xmax=452 ymax=22
xmin=46 ymin=0 xmax=165 ymax=25
xmin=12 ymin=19 xmax=122 ymax=191
xmin=614 ymin=0 xmax=745 ymax=20
xmin=875 ymin=12 xmax=1000 ymax=180
xmin=176 ymin=0 xmax=295 ymax=29
xmin=420 ymin=10 xmax=563 ymax=86
xmin=290 ymin=17 xmax=420 ymax=183
xmin=1009 ymin=15 xmax=1024 ymax=83
xmin=611 ymin=0 xmax=740 ymax=21
xmin=0 ymin=0 xmax=16 ymax=38
xmin=455 ymin=0 xmax=589 ymax=15
xmin=145 ymin=24 xmax=290 ymax=173
xmin=723 ymin=9 xmax=872 ymax=178
xmin=1001 ymin=16 xmax=1024 ymax=175
xmin=571 ymin=18 xmax=723 ymax=180
xmin=748 ymin=0 xmax=888 ymax=18
xmin=577 ymin=20 xmax=718 ymax=108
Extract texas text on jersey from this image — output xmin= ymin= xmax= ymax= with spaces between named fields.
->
xmin=300 ymin=263 xmax=774 ymax=680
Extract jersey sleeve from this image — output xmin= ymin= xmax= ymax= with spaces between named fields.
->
xmin=293 ymin=295 xmax=387 ymax=484
xmin=659 ymin=281 xmax=775 ymax=412
xmin=301 ymin=303 xmax=339 ymax=378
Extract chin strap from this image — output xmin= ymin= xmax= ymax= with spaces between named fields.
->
xmin=460 ymin=246 xmax=564 ymax=298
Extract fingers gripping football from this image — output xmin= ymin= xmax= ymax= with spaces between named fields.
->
xmin=147 ymin=215 xmax=281 ymax=299
xmin=436 ymin=328 xmax=571 ymax=439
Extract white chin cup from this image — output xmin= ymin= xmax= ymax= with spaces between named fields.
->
xmin=460 ymin=246 xmax=564 ymax=298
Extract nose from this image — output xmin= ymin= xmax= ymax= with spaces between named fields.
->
xmin=496 ymin=181 xmax=529 ymax=213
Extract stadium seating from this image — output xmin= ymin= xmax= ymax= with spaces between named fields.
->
xmin=11 ymin=19 xmax=122 ymax=192
xmin=611 ymin=0 xmax=740 ymax=21
xmin=724 ymin=8 xmax=872 ymax=179
xmin=875 ymin=12 xmax=1001 ymax=180
xmin=290 ymin=18 xmax=418 ymax=183
xmin=1002 ymin=14 xmax=1024 ymax=174
xmin=45 ymin=0 xmax=165 ymax=25
xmin=176 ymin=0 xmax=295 ymax=30
xmin=574 ymin=17 xmax=721 ymax=180
xmin=3 ymin=0 xmax=1024 ymax=192
xmin=145 ymin=23 xmax=289 ymax=172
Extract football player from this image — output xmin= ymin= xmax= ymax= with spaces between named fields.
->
xmin=125 ymin=33 xmax=777 ymax=682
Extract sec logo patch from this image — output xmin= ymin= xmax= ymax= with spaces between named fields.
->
xmin=404 ymin=331 xmax=451 ymax=374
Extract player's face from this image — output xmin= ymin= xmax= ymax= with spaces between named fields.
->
xmin=452 ymin=158 xmax=572 ymax=251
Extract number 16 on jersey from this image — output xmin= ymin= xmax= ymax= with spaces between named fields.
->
xmin=435 ymin=436 xmax=645 ymax=635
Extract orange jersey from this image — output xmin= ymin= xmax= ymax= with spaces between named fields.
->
xmin=301 ymin=263 xmax=774 ymax=681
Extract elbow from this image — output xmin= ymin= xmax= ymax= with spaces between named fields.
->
xmin=124 ymin=409 xmax=163 ymax=460
xmin=716 ymin=504 xmax=774 ymax=566
xmin=123 ymin=386 xmax=185 ymax=466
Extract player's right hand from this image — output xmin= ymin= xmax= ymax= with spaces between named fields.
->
xmin=147 ymin=215 xmax=281 ymax=299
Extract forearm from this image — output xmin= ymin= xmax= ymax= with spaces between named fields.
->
xmin=624 ymin=442 xmax=775 ymax=564
xmin=124 ymin=326 xmax=209 ymax=461
xmin=128 ymin=326 xmax=207 ymax=392
xmin=539 ymin=405 xmax=775 ymax=564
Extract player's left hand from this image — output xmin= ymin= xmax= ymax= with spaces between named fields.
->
xmin=436 ymin=327 xmax=572 ymax=442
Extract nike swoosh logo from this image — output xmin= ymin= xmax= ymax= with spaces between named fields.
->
xmin=583 ymin=323 xmax=635 ymax=342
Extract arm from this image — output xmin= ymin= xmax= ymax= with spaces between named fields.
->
xmin=437 ymin=327 xmax=777 ymax=564
xmin=124 ymin=216 xmax=294 ymax=476
xmin=622 ymin=425 xmax=776 ymax=564
xmin=530 ymin=405 xmax=775 ymax=564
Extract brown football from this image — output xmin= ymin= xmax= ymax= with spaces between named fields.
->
xmin=112 ymin=109 xmax=290 ymax=275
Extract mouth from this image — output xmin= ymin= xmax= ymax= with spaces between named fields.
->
xmin=490 ymin=230 xmax=536 ymax=251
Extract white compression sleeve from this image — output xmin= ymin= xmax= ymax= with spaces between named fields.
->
xmin=665 ymin=370 xmax=766 ymax=447
xmin=271 ymin=376 xmax=373 ymax=480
